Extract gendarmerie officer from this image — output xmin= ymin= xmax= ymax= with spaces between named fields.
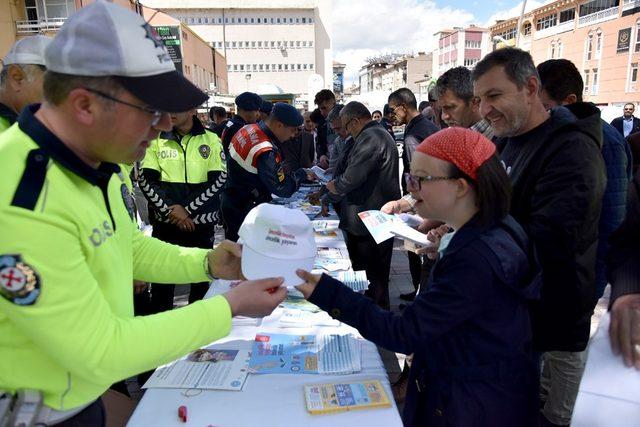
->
xmin=221 ymin=103 xmax=315 ymax=241
xmin=220 ymin=91 xmax=261 ymax=156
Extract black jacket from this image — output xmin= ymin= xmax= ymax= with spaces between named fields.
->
xmin=402 ymin=114 xmax=439 ymax=192
xmin=607 ymin=173 xmax=640 ymax=305
xmin=220 ymin=115 xmax=246 ymax=155
xmin=208 ymin=119 xmax=228 ymax=138
xmin=499 ymin=103 xmax=606 ymax=352
xmin=610 ymin=116 xmax=640 ymax=138
xmin=334 ymin=121 xmax=401 ymax=236
xmin=309 ymin=215 xmax=540 ymax=427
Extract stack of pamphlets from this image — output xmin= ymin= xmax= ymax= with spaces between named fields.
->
xmin=304 ymin=380 xmax=392 ymax=414
xmin=143 ymin=347 xmax=251 ymax=391
xmin=249 ymin=333 xmax=361 ymax=375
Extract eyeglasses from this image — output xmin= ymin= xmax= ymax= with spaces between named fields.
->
xmin=84 ymin=88 xmax=164 ymax=127
xmin=404 ymin=173 xmax=457 ymax=191
xmin=388 ymin=104 xmax=404 ymax=115
xmin=343 ymin=117 xmax=356 ymax=131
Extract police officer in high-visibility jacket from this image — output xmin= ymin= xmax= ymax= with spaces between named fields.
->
xmin=0 ymin=35 xmax=51 ymax=133
xmin=221 ymin=103 xmax=316 ymax=241
xmin=0 ymin=3 xmax=285 ymax=425
xmin=139 ymin=109 xmax=226 ymax=312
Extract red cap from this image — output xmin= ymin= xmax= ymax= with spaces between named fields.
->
xmin=415 ymin=127 xmax=496 ymax=180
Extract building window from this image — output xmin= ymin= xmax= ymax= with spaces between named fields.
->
xmin=257 ymin=41 xmax=262 ymax=48
xmin=309 ymin=17 xmax=314 ymax=23
xmin=266 ymin=64 xmax=270 ymax=71
xmin=536 ymin=14 xmax=558 ymax=31
xmin=218 ymin=18 xmax=222 ymax=24
xmin=227 ymin=65 xmax=231 ymax=71
xmin=636 ymin=20 xmax=640 ymax=52
xmin=523 ymin=22 xmax=532 ymax=35
xmin=251 ymin=41 xmax=256 ymax=48
xmin=586 ymin=34 xmax=593 ymax=60
xmin=302 ymin=41 xmax=307 ymax=47
xmin=559 ymin=8 xmax=576 ymax=23
xmin=271 ymin=41 xmax=275 ymax=48
xmin=303 ymin=64 xmax=308 ymax=70
xmin=296 ymin=18 xmax=300 ymax=23
xmin=309 ymin=41 xmax=314 ymax=47
xmin=550 ymin=42 xmax=556 ymax=58
xmin=302 ymin=17 xmax=307 ymax=23
xmin=558 ymin=40 xmax=563 ymax=57
xmin=257 ymin=18 xmax=261 ymax=23
xmin=297 ymin=64 xmax=301 ymax=70
xmin=233 ymin=65 xmax=238 ymax=71
xmin=239 ymin=64 xmax=244 ymax=71
xmin=579 ymin=0 xmax=619 ymax=16
xmin=630 ymin=63 xmax=639 ymax=89
xmin=496 ymin=27 xmax=517 ymax=40
xmin=289 ymin=18 xmax=294 ymax=23
xmin=231 ymin=17 xmax=236 ymax=23
xmin=465 ymin=40 xmax=481 ymax=48
xmin=595 ymin=31 xmax=603 ymax=57
xmin=584 ymin=70 xmax=590 ymax=91
xmin=592 ymin=68 xmax=599 ymax=94
xmin=277 ymin=18 xmax=281 ymax=23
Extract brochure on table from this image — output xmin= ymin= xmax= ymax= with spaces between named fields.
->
xmin=249 ymin=333 xmax=361 ymax=375
xmin=304 ymin=380 xmax=392 ymax=415
xmin=143 ymin=347 xmax=251 ymax=391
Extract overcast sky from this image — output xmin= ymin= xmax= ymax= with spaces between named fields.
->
xmin=332 ymin=0 xmax=554 ymax=85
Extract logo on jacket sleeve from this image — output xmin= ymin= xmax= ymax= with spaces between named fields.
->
xmin=0 ymin=254 xmax=41 ymax=306
xmin=121 ymin=184 xmax=136 ymax=221
xmin=199 ymin=144 xmax=211 ymax=159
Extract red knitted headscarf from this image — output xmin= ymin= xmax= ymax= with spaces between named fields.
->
xmin=415 ymin=127 xmax=496 ymax=180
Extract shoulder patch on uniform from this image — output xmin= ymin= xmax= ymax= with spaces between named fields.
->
xmin=11 ymin=149 xmax=49 ymax=211
xmin=0 ymin=255 xmax=41 ymax=306
xmin=199 ymin=144 xmax=211 ymax=159
xmin=120 ymin=183 xmax=136 ymax=220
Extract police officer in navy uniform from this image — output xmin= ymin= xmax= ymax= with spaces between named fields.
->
xmin=220 ymin=92 xmax=262 ymax=156
xmin=259 ymin=100 xmax=273 ymax=122
xmin=221 ymin=103 xmax=316 ymax=241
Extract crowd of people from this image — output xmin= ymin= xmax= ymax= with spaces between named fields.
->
xmin=2 ymin=1 xmax=640 ymax=426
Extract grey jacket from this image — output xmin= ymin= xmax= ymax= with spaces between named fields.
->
xmin=334 ymin=121 xmax=401 ymax=236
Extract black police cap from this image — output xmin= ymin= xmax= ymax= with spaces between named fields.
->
xmin=235 ymin=92 xmax=262 ymax=111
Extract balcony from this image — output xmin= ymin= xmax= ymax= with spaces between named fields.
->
xmin=15 ymin=18 xmax=66 ymax=34
xmin=578 ymin=7 xmax=619 ymax=28
xmin=623 ymin=0 xmax=640 ymax=12
xmin=534 ymin=20 xmax=575 ymax=40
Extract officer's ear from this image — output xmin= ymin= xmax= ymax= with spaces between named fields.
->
xmin=6 ymin=65 xmax=27 ymax=91
xmin=66 ymin=87 xmax=101 ymax=126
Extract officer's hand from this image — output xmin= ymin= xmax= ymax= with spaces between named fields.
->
xmin=610 ymin=294 xmax=640 ymax=369
xmin=326 ymin=180 xmax=338 ymax=194
xmin=223 ymin=277 xmax=286 ymax=317
xmin=133 ymin=280 xmax=149 ymax=295
xmin=307 ymin=189 xmax=324 ymax=204
xmin=318 ymin=155 xmax=329 ymax=169
xmin=178 ymin=217 xmax=196 ymax=233
xmin=306 ymin=169 xmax=318 ymax=182
xmin=168 ymin=204 xmax=189 ymax=224
xmin=295 ymin=269 xmax=322 ymax=299
xmin=321 ymin=204 xmax=330 ymax=217
xmin=208 ymin=240 xmax=244 ymax=280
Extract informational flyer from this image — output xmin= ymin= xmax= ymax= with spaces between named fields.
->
xmin=304 ymin=380 xmax=392 ymax=414
xmin=359 ymin=210 xmax=432 ymax=246
xmin=143 ymin=348 xmax=250 ymax=391
xmin=249 ymin=333 xmax=361 ymax=375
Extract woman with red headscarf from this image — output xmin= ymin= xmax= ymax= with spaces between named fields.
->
xmin=297 ymin=127 xmax=540 ymax=427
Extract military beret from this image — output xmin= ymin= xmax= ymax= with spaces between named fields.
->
xmin=260 ymin=100 xmax=273 ymax=114
xmin=235 ymin=92 xmax=262 ymax=111
xmin=271 ymin=103 xmax=303 ymax=127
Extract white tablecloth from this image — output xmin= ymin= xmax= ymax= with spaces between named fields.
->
xmin=128 ymin=209 xmax=403 ymax=427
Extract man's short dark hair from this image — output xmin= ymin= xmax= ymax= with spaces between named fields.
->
xmin=327 ymin=104 xmax=344 ymax=122
xmin=436 ymin=66 xmax=474 ymax=104
xmin=418 ymin=101 xmax=429 ymax=111
xmin=472 ymin=47 xmax=540 ymax=89
xmin=209 ymin=106 xmax=227 ymax=121
xmin=314 ymin=89 xmax=335 ymax=105
xmin=428 ymin=86 xmax=438 ymax=102
xmin=388 ymin=88 xmax=417 ymax=110
xmin=340 ymin=101 xmax=371 ymax=122
xmin=537 ymin=59 xmax=583 ymax=104
xmin=43 ymin=71 xmax=121 ymax=106
xmin=625 ymin=102 xmax=635 ymax=109
xmin=309 ymin=108 xmax=323 ymax=124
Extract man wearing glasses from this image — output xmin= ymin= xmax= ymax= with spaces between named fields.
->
xmin=0 ymin=35 xmax=51 ymax=133
xmin=0 ymin=3 xmax=286 ymax=425
xmin=326 ymin=101 xmax=401 ymax=309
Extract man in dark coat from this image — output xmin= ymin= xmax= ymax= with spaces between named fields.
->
xmin=473 ymin=48 xmax=606 ymax=427
xmin=208 ymin=106 xmax=228 ymax=137
xmin=537 ymin=59 xmax=632 ymax=300
xmin=610 ymin=103 xmax=640 ymax=138
xmin=325 ymin=101 xmax=400 ymax=310
xmin=220 ymin=92 xmax=261 ymax=155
